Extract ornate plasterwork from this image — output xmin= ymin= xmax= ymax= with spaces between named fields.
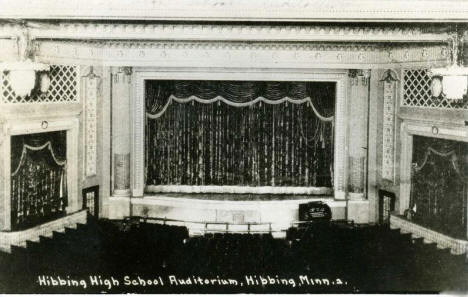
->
xmin=34 ymin=40 xmax=449 ymax=69
xmin=132 ymin=73 xmax=145 ymax=197
xmin=82 ymin=66 xmax=100 ymax=177
xmin=381 ymin=70 xmax=399 ymax=182
xmin=132 ymin=69 xmax=348 ymax=199
xmin=0 ymin=23 xmax=448 ymax=43
xmin=0 ymin=22 xmax=452 ymax=68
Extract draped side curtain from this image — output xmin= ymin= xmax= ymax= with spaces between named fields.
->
xmin=10 ymin=131 xmax=67 ymax=230
xmin=11 ymin=131 xmax=67 ymax=174
xmin=145 ymin=80 xmax=335 ymax=189
xmin=410 ymin=135 xmax=467 ymax=239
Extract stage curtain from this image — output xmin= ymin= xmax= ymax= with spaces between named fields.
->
xmin=10 ymin=131 xmax=67 ymax=230
xmin=411 ymin=135 xmax=467 ymax=239
xmin=145 ymin=80 xmax=335 ymax=188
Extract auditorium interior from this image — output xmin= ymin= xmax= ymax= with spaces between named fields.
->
xmin=0 ymin=0 xmax=468 ymax=293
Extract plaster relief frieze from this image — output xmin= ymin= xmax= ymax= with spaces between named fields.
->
xmin=35 ymin=40 xmax=449 ymax=69
xmin=0 ymin=22 xmax=451 ymax=44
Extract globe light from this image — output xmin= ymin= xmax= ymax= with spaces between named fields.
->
xmin=429 ymin=66 xmax=468 ymax=101
xmin=442 ymin=75 xmax=467 ymax=100
xmin=9 ymin=68 xmax=36 ymax=97
xmin=0 ymin=60 xmax=50 ymax=98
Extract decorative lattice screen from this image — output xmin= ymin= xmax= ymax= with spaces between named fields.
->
xmin=1 ymin=65 xmax=79 ymax=104
xmin=402 ymin=69 xmax=468 ymax=109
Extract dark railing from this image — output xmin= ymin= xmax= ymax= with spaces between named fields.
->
xmin=122 ymin=216 xmax=352 ymax=236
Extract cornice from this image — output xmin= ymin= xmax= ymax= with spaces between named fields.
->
xmin=0 ymin=22 xmax=452 ymax=44
xmin=34 ymin=40 xmax=448 ymax=69
xmin=1 ymin=0 xmax=468 ymax=22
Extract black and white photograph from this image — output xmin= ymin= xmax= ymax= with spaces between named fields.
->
xmin=0 ymin=0 xmax=467 ymax=294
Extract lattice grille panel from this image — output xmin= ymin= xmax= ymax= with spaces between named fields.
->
xmin=402 ymin=69 xmax=468 ymax=109
xmin=1 ymin=65 xmax=79 ymax=104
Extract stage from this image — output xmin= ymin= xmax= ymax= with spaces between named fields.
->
xmin=106 ymin=194 xmax=370 ymax=237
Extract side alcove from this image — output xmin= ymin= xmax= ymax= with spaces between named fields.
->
xmin=392 ymin=68 xmax=468 ymax=254
xmin=0 ymin=65 xmax=82 ymax=232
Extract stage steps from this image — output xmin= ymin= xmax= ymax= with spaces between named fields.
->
xmin=390 ymin=214 xmax=468 ymax=257
xmin=0 ymin=210 xmax=87 ymax=253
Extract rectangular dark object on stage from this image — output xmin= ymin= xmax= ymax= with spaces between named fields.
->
xmin=299 ymin=201 xmax=332 ymax=221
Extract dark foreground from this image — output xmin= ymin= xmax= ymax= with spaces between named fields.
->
xmin=0 ymin=218 xmax=467 ymax=294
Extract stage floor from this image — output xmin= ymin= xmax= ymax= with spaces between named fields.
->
xmin=143 ymin=192 xmax=332 ymax=201
xmin=108 ymin=194 xmax=349 ymax=237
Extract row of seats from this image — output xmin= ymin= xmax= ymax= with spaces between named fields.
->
xmin=0 ymin=218 xmax=466 ymax=293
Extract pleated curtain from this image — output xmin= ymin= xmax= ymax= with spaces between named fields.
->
xmin=145 ymin=80 xmax=335 ymax=188
xmin=10 ymin=131 xmax=67 ymax=230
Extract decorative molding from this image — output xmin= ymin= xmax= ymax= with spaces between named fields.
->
xmin=18 ymin=23 xmax=452 ymax=43
xmin=132 ymin=69 xmax=348 ymax=200
xmin=35 ymin=40 xmax=449 ymax=69
xmin=132 ymin=73 xmax=144 ymax=197
xmin=381 ymin=70 xmax=398 ymax=182
xmin=348 ymin=69 xmax=370 ymax=86
xmin=1 ymin=0 xmax=468 ymax=22
xmin=82 ymin=66 xmax=100 ymax=177
xmin=112 ymin=67 xmax=132 ymax=196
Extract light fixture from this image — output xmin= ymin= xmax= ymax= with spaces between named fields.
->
xmin=429 ymin=67 xmax=468 ymax=101
xmin=0 ymin=59 xmax=50 ymax=97
xmin=429 ymin=30 xmax=468 ymax=102
xmin=39 ymin=72 xmax=51 ymax=93
xmin=430 ymin=75 xmax=443 ymax=98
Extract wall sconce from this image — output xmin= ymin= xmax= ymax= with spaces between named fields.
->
xmin=39 ymin=72 xmax=51 ymax=94
xmin=0 ymin=59 xmax=50 ymax=97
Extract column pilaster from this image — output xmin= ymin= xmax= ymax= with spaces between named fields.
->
xmin=111 ymin=67 xmax=132 ymax=197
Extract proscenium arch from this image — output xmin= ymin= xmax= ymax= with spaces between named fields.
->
xmin=131 ymin=68 xmax=348 ymax=199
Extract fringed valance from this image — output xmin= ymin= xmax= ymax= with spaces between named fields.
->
xmin=413 ymin=137 xmax=468 ymax=181
xmin=11 ymin=131 xmax=67 ymax=176
xmin=146 ymin=81 xmax=334 ymax=121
